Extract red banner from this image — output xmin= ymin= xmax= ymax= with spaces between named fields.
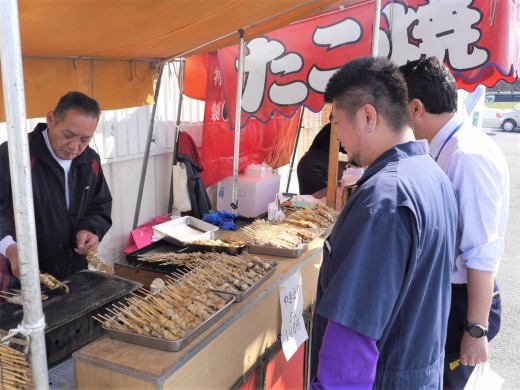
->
xmin=199 ymin=52 xmax=300 ymax=187
xmin=214 ymin=0 xmax=519 ymax=126
xmin=190 ymin=0 xmax=519 ymax=186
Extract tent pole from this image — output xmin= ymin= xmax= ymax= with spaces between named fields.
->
xmin=231 ymin=30 xmax=246 ymax=214
xmin=133 ymin=64 xmax=165 ymax=229
xmin=326 ymin=120 xmax=340 ymax=209
xmin=285 ymin=108 xmax=305 ymax=193
xmin=371 ymin=0 xmax=382 ymax=56
xmin=168 ymin=58 xmax=186 ymax=213
xmin=0 ymin=1 xmax=49 ymax=388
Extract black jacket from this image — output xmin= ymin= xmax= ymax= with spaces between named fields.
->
xmin=0 ymin=123 xmax=112 ymax=278
xmin=178 ymin=153 xmax=212 ymax=219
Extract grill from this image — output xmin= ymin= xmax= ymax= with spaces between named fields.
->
xmin=0 ymin=270 xmax=141 ymax=366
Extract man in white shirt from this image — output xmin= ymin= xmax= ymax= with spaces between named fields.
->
xmin=400 ymin=57 xmax=509 ymax=389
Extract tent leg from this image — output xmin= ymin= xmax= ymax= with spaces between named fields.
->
xmin=371 ymin=0 xmax=382 ymax=56
xmin=285 ymin=108 xmax=305 ymax=193
xmin=133 ymin=64 xmax=165 ymax=229
xmin=326 ymin=120 xmax=340 ymax=209
xmin=231 ymin=30 xmax=246 ymax=214
xmin=168 ymin=59 xmax=186 ymax=214
xmin=0 ymin=1 xmax=49 ymax=388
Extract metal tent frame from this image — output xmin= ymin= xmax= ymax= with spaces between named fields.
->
xmin=0 ymin=1 xmax=49 ymax=388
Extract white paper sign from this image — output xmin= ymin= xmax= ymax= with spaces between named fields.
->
xmin=279 ymin=270 xmax=309 ymax=360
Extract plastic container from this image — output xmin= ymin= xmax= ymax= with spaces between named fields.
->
xmin=217 ymin=174 xmax=281 ymax=218
xmin=244 ymin=163 xmax=273 ymax=177
xmin=267 ymin=194 xmax=285 ymax=221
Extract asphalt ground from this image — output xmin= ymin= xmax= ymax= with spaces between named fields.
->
xmin=486 ymin=128 xmax=520 ymax=389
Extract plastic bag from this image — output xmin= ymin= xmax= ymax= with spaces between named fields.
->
xmin=463 ymin=362 xmax=504 ymax=390
xmin=172 ymin=162 xmax=192 ymax=212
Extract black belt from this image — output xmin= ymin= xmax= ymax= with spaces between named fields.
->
xmin=451 ymin=283 xmax=467 ymax=290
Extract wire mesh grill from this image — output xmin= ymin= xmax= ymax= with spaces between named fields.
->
xmin=0 ymin=270 xmax=141 ymax=333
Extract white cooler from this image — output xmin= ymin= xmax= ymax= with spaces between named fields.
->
xmin=217 ymin=173 xmax=281 ymax=218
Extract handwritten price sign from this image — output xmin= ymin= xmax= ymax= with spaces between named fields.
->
xmin=279 ymin=271 xmax=308 ymax=360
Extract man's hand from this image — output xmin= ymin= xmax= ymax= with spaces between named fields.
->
xmin=459 ymin=331 xmax=489 ymax=366
xmin=462 ymin=269 xmax=493 ymax=366
xmin=74 ymin=230 xmax=100 ymax=255
xmin=6 ymin=243 xmax=20 ymax=279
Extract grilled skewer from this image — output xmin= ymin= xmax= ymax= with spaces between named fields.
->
xmin=40 ymin=272 xmax=69 ymax=293
xmin=85 ymin=247 xmax=113 ymax=273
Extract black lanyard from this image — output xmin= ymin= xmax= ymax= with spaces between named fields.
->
xmin=434 ymin=122 xmax=464 ymax=162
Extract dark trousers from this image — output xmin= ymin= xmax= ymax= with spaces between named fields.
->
xmin=443 ymin=281 xmax=502 ymax=390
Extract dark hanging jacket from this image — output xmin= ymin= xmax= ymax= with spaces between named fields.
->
xmin=0 ymin=123 xmax=112 ymax=280
xmin=177 ymin=153 xmax=212 ymax=219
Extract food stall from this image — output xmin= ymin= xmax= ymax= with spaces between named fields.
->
xmin=0 ymin=200 xmax=338 ymax=388
xmin=72 ymin=205 xmax=339 ymax=388
xmin=0 ymin=1 xmax=342 ymax=388
xmin=1 ymin=1 xmax=518 ymax=389
xmin=74 ymin=238 xmax=324 ymax=389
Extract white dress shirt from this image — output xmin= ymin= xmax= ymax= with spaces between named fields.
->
xmin=430 ymin=115 xmax=510 ymax=284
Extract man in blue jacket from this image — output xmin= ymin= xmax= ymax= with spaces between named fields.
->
xmin=310 ymin=57 xmax=458 ymax=389
xmin=0 ymin=91 xmax=112 ymax=291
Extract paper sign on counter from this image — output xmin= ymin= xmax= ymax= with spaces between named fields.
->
xmin=279 ymin=270 xmax=308 ymax=360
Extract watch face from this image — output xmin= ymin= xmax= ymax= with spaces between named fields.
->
xmin=467 ymin=325 xmax=486 ymax=338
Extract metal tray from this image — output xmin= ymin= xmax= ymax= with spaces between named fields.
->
xmin=125 ymin=240 xmax=191 ymax=274
xmin=210 ymin=260 xmax=277 ymax=302
xmin=184 ymin=241 xmax=246 ymax=255
xmin=103 ymin=292 xmax=235 ymax=352
xmin=246 ymin=242 xmax=308 ymax=258
xmin=320 ymin=223 xmax=335 ymax=238
xmin=153 ymin=216 xmax=219 ymax=247
xmin=126 ymin=239 xmax=188 ymax=264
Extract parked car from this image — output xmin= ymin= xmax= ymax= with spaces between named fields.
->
xmin=482 ymin=107 xmax=504 ymax=128
xmin=501 ymin=103 xmax=520 ymax=132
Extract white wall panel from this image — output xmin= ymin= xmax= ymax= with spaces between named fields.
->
xmin=153 ymin=152 xmax=175 ymax=215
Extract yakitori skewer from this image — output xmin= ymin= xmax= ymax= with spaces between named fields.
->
xmin=0 ymin=343 xmax=33 ymax=389
xmin=40 ymin=272 xmax=69 ymax=293
xmin=85 ymin=247 xmax=113 ymax=273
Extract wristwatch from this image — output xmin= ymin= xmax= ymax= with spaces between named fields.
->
xmin=465 ymin=321 xmax=488 ymax=338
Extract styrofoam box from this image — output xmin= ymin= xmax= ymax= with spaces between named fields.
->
xmin=217 ymin=174 xmax=281 ymax=218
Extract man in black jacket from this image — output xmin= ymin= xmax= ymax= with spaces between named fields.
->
xmin=0 ymin=91 xmax=112 ymax=290
xmin=297 ymin=122 xmax=346 ymax=195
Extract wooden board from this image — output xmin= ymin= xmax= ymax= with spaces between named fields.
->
xmin=76 ymin=360 xmax=155 ymax=390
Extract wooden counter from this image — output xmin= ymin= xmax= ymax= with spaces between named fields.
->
xmin=73 ymin=239 xmax=323 ymax=389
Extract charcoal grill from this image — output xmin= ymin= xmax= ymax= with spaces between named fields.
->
xmin=0 ymin=270 xmax=141 ymax=366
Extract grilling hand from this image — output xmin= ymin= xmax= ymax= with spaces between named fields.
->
xmin=75 ymin=230 xmax=100 ymax=255
xmin=6 ymin=243 xmax=20 ymax=279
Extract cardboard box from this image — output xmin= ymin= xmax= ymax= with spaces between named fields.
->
xmin=217 ymin=174 xmax=281 ymax=218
